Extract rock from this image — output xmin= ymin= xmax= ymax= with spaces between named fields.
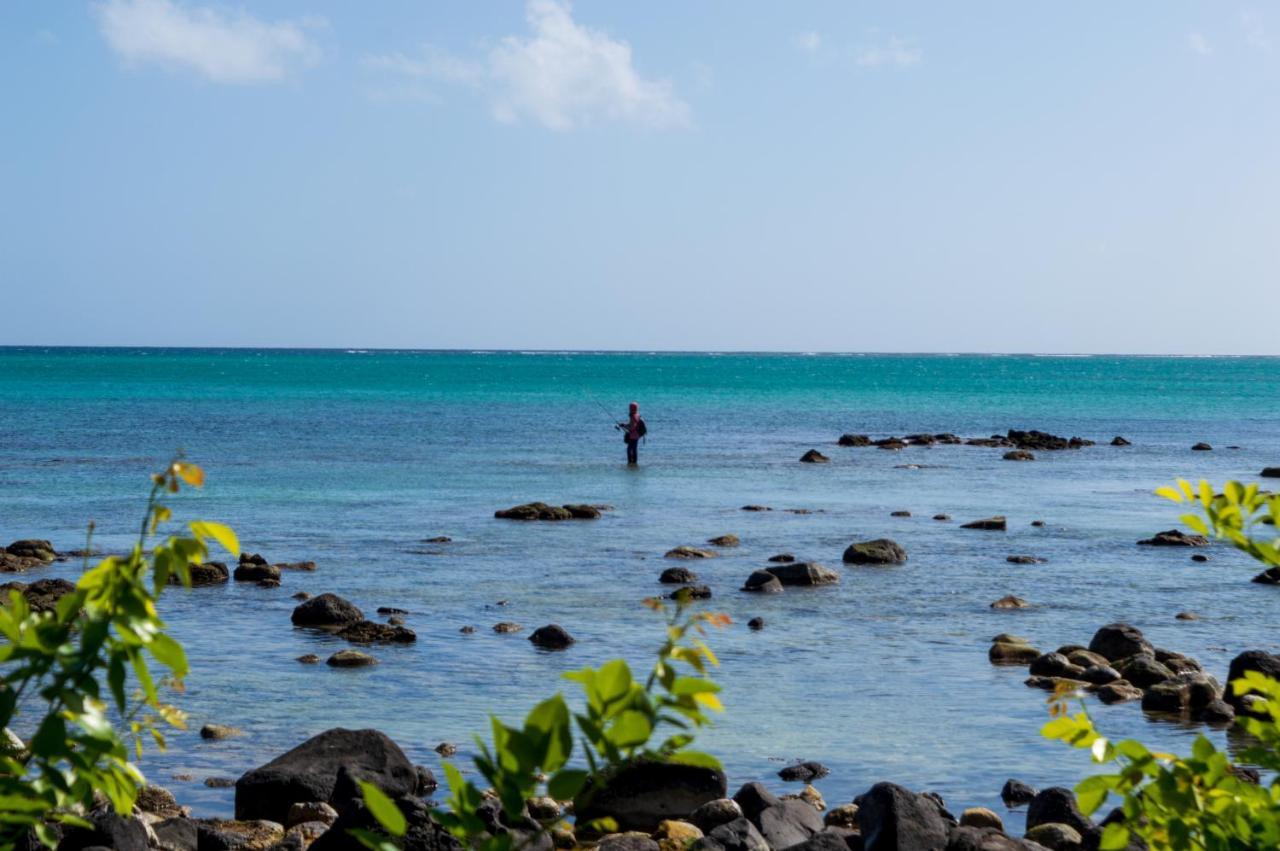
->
xmin=693 ymin=817 xmax=769 ymax=851
xmin=1023 ymin=823 xmax=1081 ymax=850
xmin=989 ymin=642 xmax=1040 ymax=665
xmin=732 ymin=783 xmax=780 ymax=825
xmin=856 ymin=782 xmax=950 ymax=851
xmin=1251 ymin=566 xmax=1280 ymax=584
xmin=286 ymin=801 xmax=339 ymax=829
xmin=961 ymin=517 xmax=1007 ymax=531
xmin=1029 ymin=653 xmax=1084 ymax=679
xmin=667 ymin=546 xmax=718 ymax=560
xmin=326 ymin=650 xmax=377 ymax=669
xmin=708 ymin=535 xmax=740 ymax=547
xmin=764 ymin=563 xmax=839 ymax=587
xmin=1110 ymin=437 xmax=1130 ymax=446
xmin=778 ymin=762 xmax=829 ymax=783
xmin=1096 ymin=681 xmax=1144 ymax=703
xmin=838 ymin=434 xmax=871 ymax=447
xmin=235 ymin=729 xmax=416 ymax=824
xmin=296 ymin=654 xmax=320 ymax=664
xmin=655 ymin=821 xmax=707 ymax=851
xmin=1079 ymin=665 xmax=1121 ymax=686
xmin=1005 ymin=556 xmax=1043 ymax=565
xmin=309 ymin=796 xmax=460 ymax=851
xmin=424 ymin=536 xmax=452 ymax=543
xmin=529 ymin=624 xmax=575 ymax=650
xmin=824 ymin=804 xmax=859 ymax=829
xmin=959 ymin=809 xmax=1003 ymax=831
xmin=291 ymin=594 xmax=364 ymax=628
xmin=495 ymin=502 xmax=573 ymax=521
xmin=768 ymin=554 xmax=796 ymax=563
xmin=195 ymin=819 xmax=285 ymax=850
xmin=459 ymin=626 xmax=476 ymax=634
xmin=5 ymin=539 xmax=55 ymax=562
xmin=136 ymin=785 xmax=184 ymax=819
xmin=575 ymin=760 xmax=728 ymax=833
xmin=598 ymin=832 xmax=660 ymax=851
xmin=743 ymin=571 xmax=784 ymax=594
xmin=1155 ymin=648 xmax=1202 ymax=674
xmin=200 ymin=724 xmax=242 ymax=741
xmin=1003 ymin=451 xmax=1035 ymax=462
xmin=1191 ymin=442 xmax=1212 ymax=451
xmin=755 ymin=799 xmax=823 ymax=849
xmin=1001 ymin=779 xmax=1037 ymax=807
xmin=669 ymin=585 xmax=712 ymax=602
xmin=747 ymin=617 xmax=765 ymax=630
xmin=948 ymin=825 xmax=1047 ymax=850
xmin=240 ymin=552 xmax=269 ymax=566
xmin=493 ymin=622 xmax=522 ymax=633
xmin=1030 ymin=520 xmax=1045 ymax=527
xmin=800 ymin=450 xmax=830 ymax=463
xmin=388 ymin=616 xmax=405 ymax=626
xmin=0 ymin=578 xmax=75 ymax=613
xmin=1225 ymin=650 xmax=1280 ymax=711
xmin=524 ymin=796 xmax=561 ymax=822
xmin=991 ymin=596 xmax=1031 ymax=610
xmin=1088 ymin=624 xmax=1153 ymax=662
xmin=1024 ymin=675 xmax=1085 ymax=692
xmin=933 ymin=514 xmax=951 ymax=521
xmin=1175 ymin=611 xmax=1200 ymax=620
xmin=564 ymin=504 xmax=603 ymax=519
xmin=689 ymin=799 xmax=743 ymax=834
xmin=233 ymin=561 xmax=281 ymax=583
xmin=336 ymin=620 xmax=417 ymax=644
xmin=1137 ymin=529 xmax=1209 ymax=547
xmin=842 ymin=539 xmax=907 ymax=566
xmin=791 ymin=785 xmax=824 ymax=811
xmin=152 ymin=817 xmax=198 ymax=850
xmin=1007 ymin=430 xmax=1092 ymax=452
xmin=1200 ymin=699 xmax=1236 ymax=723
xmin=1117 ymin=654 xmax=1174 ymax=688
xmin=1065 ymin=650 xmax=1108 ymax=668
xmin=1141 ymin=682 xmax=1188 ymax=713
xmin=59 ymin=808 xmax=149 ymax=851
xmin=171 ymin=562 xmax=229 ymax=586
xmin=1025 ymin=788 xmax=1091 ymax=834
xmin=1260 ymin=467 xmax=1280 ymax=478
xmin=292 ymin=591 xmax=310 ymax=600
xmin=661 ymin=567 xmax=699 ymax=584
xmin=741 ymin=505 xmax=773 ymax=512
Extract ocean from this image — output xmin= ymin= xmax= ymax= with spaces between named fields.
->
xmin=1 ymin=347 xmax=1277 ymax=827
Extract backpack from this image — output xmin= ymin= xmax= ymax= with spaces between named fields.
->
xmin=637 ymin=418 xmax=647 ymax=438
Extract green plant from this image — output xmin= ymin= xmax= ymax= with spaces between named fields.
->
xmin=0 ymin=459 xmax=237 ymax=849
xmin=356 ymin=597 xmax=729 ymax=851
xmin=1041 ymin=479 xmax=1280 ymax=850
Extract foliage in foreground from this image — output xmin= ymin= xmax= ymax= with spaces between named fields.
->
xmin=357 ymin=596 xmax=730 ymax=851
xmin=0 ymin=460 xmax=237 ymax=849
xmin=1042 ymin=479 xmax=1280 ymax=851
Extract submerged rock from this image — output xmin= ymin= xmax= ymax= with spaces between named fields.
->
xmin=1088 ymin=623 xmax=1153 ymax=661
xmin=174 ymin=561 xmax=230 ymax=586
xmin=989 ymin=641 xmax=1040 ymax=665
xmin=708 ymin=535 xmax=740 ymax=547
xmin=1111 ymin=436 xmax=1131 ymax=446
xmin=991 ymin=595 xmax=1031 ymax=610
xmin=495 ymin=502 xmax=598 ymax=521
xmin=1007 ymin=430 xmax=1094 ymax=451
xmin=529 ymin=624 xmax=575 ymax=650
xmin=842 ymin=539 xmax=907 ymax=565
xmin=1005 ymin=555 xmax=1043 ymax=565
xmin=741 ymin=568 xmax=779 ymax=593
xmin=1003 ymin=450 xmax=1035 ymax=461
xmin=837 ymin=434 xmax=871 ymax=447
xmin=661 ymin=567 xmax=699 ymax=584
xmin=5 ymin=539 xmax=56 ymax=562
xmin=337 ymin=620 xmax=417 ymax=644
xmin=747 ymin=617 xmax=765 ymax=630
xmin=200 ymin=724 xmax=242 ymax=741
xmin=1192 ymin=442 xmax=1212 ymax=451
xmin=666 ymin=546 xmax=718 ymax=560
xmin=234 ymin=562 xmax=281 ymax=582
xmin=777 ymin=762 xmax=829 ymax=783
xmin=799 ymin=450 xmax=830 ymax=464
xmin=292 ymin=593 xmax=364 ymax=628
xmin=1001 ymin=779 xmax=1037 ymax=807
xmin=763 ymin=563 xmax=839 ymax=587
xmin=326 ymin=650 xmax=376 ymax=668
xmin=0 ymin=578 xmax=75 ymax=613
xmin=1137 ymin=529 xmax=1209 ymax=547
xmin=962 ymin=516 xmax=1007 ymax=531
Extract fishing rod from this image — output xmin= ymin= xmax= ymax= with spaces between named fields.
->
xmin=582 ymin=386 xmax=624 ymax=429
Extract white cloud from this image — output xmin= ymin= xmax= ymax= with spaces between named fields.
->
xmin=1187 ymin=31 xmax=1213 ymax=56
xmin=94 ymin=0 xmax=321 ymax=84
xmin=367 ymin=0 xmax=689 ymax=131
xmin=794 ymin=31 xmax=822 ymax=54
xmin=1241 ymin=10 xmax=1272 ymax=51
xmin=854 ymin=35 xmax=922 ymax=68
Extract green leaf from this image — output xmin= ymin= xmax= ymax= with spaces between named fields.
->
xmin=359 ymin=781 xmax=407 ymax=837
xmin=148 ymin=634 xmax=188 ymax=677
xmin=605 ymin=710 xmax=653 ymax=749
xmin=546 ymin=768 xmax=588 ymax=802
xmin=595 ymin=659 xmax=633 ymax=705
xmin=666 ymin=750 xmax=722 ymax=770
xmin=189 ymin=521 xmax=239 ymax=557
xmin=1098 ymin=823 xmax=1131 ymax=850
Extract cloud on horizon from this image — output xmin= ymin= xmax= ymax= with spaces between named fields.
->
xmin=367 ymin=0 xmax=690 ymax=131
xmin=94 ymin=0 xmax=321 ymax=84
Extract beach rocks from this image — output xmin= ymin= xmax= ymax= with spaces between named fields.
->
xmin=748 ymin=617 xmax=765 ymax=630
xmin=693 ymin=817 xmax=768 ymax=851
xmin=962 ymin=516 xmax=1007 ymax=531
xmin=933 ymin=514 xmax=951 ymax=521
xmin=495 ymin=502 xmax=599 ymax=521
xmin=1137 ymin=529 xmax=1209 ymax=547
xmin=855 ymin=782 xmax=951 ymax=851
xmin=296 ymin=654 xmax=320 ymax=664
xmin=1087 ymin=623 xmax=1152 ymax=662
xmin=708 ymin=535 xmax=740 ymax=547
xmin=838 ymin=434 xmax=871 ymax=447
xmin=741 ymin=505 xmax=772 ymax=512
xmin=778 ymin=762 xmax=829 ymax=783
xmin=235 ymin=728 xmax=417 ymax=824
xmin=754 ymin=799 xmax=823 ymax=849
xmin=1003 ymin=451 xmax=1035 ymax=462
xmin=661 ymin=567 xmax=699 ymax=584
xmin=799 ymin=450 xmax=830 ymax=464
xmin=1251 ymin=567 xmax=1280 ymax=584
xmin=575 ymin=760 xmax=728 ymax=833
xmin=1029 ymin=653 xmax=1084 ymax=679
xmin=292 ymin=594 xmax=364 ymax=628
xmin=1096 ymin=682 xmax=1144 ymax=704
xmin=767 ymin=554 xmax=795 ymax=563
xmin=742 ymin=570 xmax=778 ymax=591
xmin=337 ymin=620 xmax=417 ymax=644
xmin=1024 ymin=823 xmax=1081 ymax=849
xmin=842 ymin=539 xmax=907 ymax=565
xmin=326 ymin=650 xmax=376 ymax=668
xmin=669 ymin=585 xmax=712 ymax=602
xmin=1117 ymin=654 xmax=1173 ymax=689
xmin=493 ymin=622 xmax=522 ymax=633
xmin=990 ymin=596 xmax=1030 ymax=610
xmin=689 ymin=799 xmax=743 ymax=834
xmin=667 ymin=546 xmax=717 ymax=560
xmin=960 ymin=808 xmax=1004 ymax=832
xmin=763 ymin=563 xmax=839 ymax=587
xmin=1079 ymin=665 xmax=1120 ymax=686
xmin=1192 ymin=442 xmax=1212 ymax=451
xmin=529 ymin=624 xmax=575 ymax=650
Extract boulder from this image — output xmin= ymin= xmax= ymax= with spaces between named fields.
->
xmin=741 ymin=506 xmax=773 ymax=512
xmin=1000 ymin=779 xmax=1037 ymax=807
xmin=1137 ymin=530 xmax=1208 ymax=547
xmin=693 ymin=817 xmax=769 ymax=851
xmin=1191 ymin=442 xmax=1212 ymax=451
xmin=337 ymin=620 xmax=417 ymax=643
xmin=667 ymin=547 xmax=718 ymax=560
xmin=1096 ymin=682 xmax=1144 ymax=704
xmin=598 ymin=834 xmax=661 ymax=851
xmin=764 ymin=563 xmax=839 ymax=587
xmin=529 ymin=624 xmax=575 ymax=650
xmin=800 ymin=450 xmax=830 ymax=464
xmin=234 ymin=562 xmax=281 ymax=582
xmin=309 ymin=796 xmax=461 ymax=851
xmin=768 ymin=554 xmax=796 ymax=563
xmin=948 ymin=826 xmax=1048 ymax=850
xmin=493 ymin=622 xmax=522 ymax=633
xmin=669 ymin=585 xmax=712 ymax=602
xmin=1116 ymin=654 xmax=1173 ymax=688
xmin=776 ymin=832 xmax=848 ymax=851
xmin=891 ymin=510 xmax=912 ymax=517
xmin=1252 ymin=567 xmax=1280 ymax=584
xmin=1141 ymin=682 xmax=1188 ymax=713
xmin=575 ymin=760 xmax=727 ymax=833
xmin=1199 ymin=699 xmax=1236 ymax=724
xmin=59 ymin=808 xmax=149 ymax=851
xmin=1079 ymin=665 xmax=1120 ymax=686
xmin=748 ymin=617 xmax=765 ymax=630
xmin=178 ymin=562 xmax=229 ymax=586
xmin=732 ymin=783 xmax=780 ymax=824
xmin=661 ymin=567 xmax=699 ymax=584
xmin=1 ymin=578 xmax=75 ymax=613
xmin=1261 ymin=467 xmax=1280 ymax=478
xmin=494 ymin=502 xmax=573 ymax=521
xmin=1110 ymin=437 xmax=1131 ymax=446
xmin=838 ymin=435 xmax=871 ymax=447
xmin=959 ymin=809 xmax=1003 ymax=832
xmin=689 ymin=799 xmax=743 ymax=834
xmin=824 ymin=805 xmax=859 ymax=829
xmin=5 ymin=540 xmax=55 ymax=562
xmin=1023 ymin=823 xmax=1081 ymax=850
xmin=961 ymin=517 xmax=1007 ymax=531
xmin=933 ymin=514 xmax=951 ymax=521
xmin=755 ymin=799 xmax=823 ymax=849
xmin=1065 ymin=650 xmax=1109 ymax=669
xmin=708 ymin=535 xmax=740 ymax=547
xmin=1029 ymin=654 xmax=1084 ymax=679
xmin=778 ymin=762 xmax=829 ymax=783
xmin=564 ymin=504 xmax=603 ymax=519
xmin=151 ymin=817 xmax=197 ymax=850
xmin=991 ymin=596 xmax=1030 ymax=610
xmin=235 ymin=729 xmax=417 ymax=824
xmin=1087 ymin=624 xmax=1152 ymax=662
xmin=989 ymin=642 xmax=1040 ymax=665
xmin=1225 ymin=650 xmax=1280 ymax=711
xmin=286 ymin=802 xmax=339 ymax=829
xmin=842 ymin=539 xmax=907 ymax=566
xmin=1005 ymin=556 xmax=1043 ymax=565
xmin=326 ymin=650 xmax=376 ymax=668
xmin=277 ymin=561 xmax=317 ymax=572
xmin=1025 ymin=788 xmax=1090 ymax=834
xmin=200 ymin=724 xmax=242 ymax=741
xmin=1003 ymin=451 xmax=1035 ymax=462
xmin=856 ymin=782 xmax=950 ymax=851
xmin=292 ymin=594 xmax=364 ymax=628
xmin=1007 ymin=430 xmax=1092 ymax=451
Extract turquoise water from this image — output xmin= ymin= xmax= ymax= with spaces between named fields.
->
xmin=2 ymin=348 xmax=1279 ymax=827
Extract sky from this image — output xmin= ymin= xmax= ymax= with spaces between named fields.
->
xmin=1 ymin=1 xmax=1277 ymax=354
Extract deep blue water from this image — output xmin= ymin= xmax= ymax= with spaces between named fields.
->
xmin=1 ymin=348 xmax=1278 ymax=828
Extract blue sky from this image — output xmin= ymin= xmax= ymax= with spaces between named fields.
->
xmin=1 ymin=1 xmax=1277 ymax=353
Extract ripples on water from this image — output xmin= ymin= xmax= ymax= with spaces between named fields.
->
xmin=0 ymin=348 xmax=1278 ymax=829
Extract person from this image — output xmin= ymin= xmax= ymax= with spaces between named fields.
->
xmin=617 ymin=401 xmax=646 ymax=465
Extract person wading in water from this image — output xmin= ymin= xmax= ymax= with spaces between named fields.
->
xmin=617 ymin=401 xmax=646 ymax=465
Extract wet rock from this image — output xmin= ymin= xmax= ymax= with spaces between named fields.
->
xmin=1079 ymin=665 xmax=1121 ymax=686
xmin=529 ymin=624 xmax=574 ymax=650
xmin=563 ymin=504 xmax=603 ymax=519
xmin=1110 ymin=437 xmax=1131 ymax=446
xmin=838 ymin=434 xmax=871 ymax=447
xmin=286 ymin=801 xmax=339 ymax=829
xmin=337 ymin=620 xmax=417 ymax=644
xmin=1024 ymin=823 xmax=1081 ymax=850
xmin=891 ymin=510 xmax=912 ymax=517
xmin=1191 ymin=442 xmax=1212 ymax=451
xmin=1200 ymin=699 xmax=1236 ymax=724
xmin=989 ymin=641 xmax=1040 ymax=665
xmin=1225 ymin=650 xmax=1280 ymax=711
xmin=1001 ymin=779 xmax=1037 ymax=807
xmin=151 ymin=816 xmax=197 ymax=850
xmin=1065 ymin=650 xmax=1108 ymax=668
xmin=1261 ymin=467 xmax=1280 ymax=478
xmin=0 ymin=578 xmax=75 ymax=613
xmin=933 ymin=514 xmax=951 ymax=521
xmin=256 ymin=578 xmax=281 ymax=589
xmin=171 ymin=561 xmax=229 ymax=586
xmin=855 ymin=782 xmax=950 ymax=851
xmin=959 ymin=808 xmax=1003 ymax=831
xmin=778 ymin=762 xmax=829 ymax=783
xmin=708 ymin=535 xmax=740 ymax=547
xmin=459 ymin=625 xmax=476 ymax=634
xmin=823 ymin=804 xmax=859 ymax=830
xmin=1141 ymin=681 xmax=1188 ymax=713
xmin=1117 ymin=654 xmax=1174 ymax=688
xmin=1088 ymin=624 xmax=1153 ymax=662
xmin=1007 ymin=430 xmax=1093 ymax=451
xmin=842 ymin=539 xmax=907 ymax=566
xmin=1025 ymin=676 xmax=1086 ymax=692
xmin=387 ymin=616 xmax=405 ymax=626
xmin=764 ymin=563 xmax=839 ymax=587
xmin=493 ymin=622 xmax=522 ymax=633
xmin=1025 ymin=788 xmax=1090 ymax=836
xmin=961 ymin=517 xmax=1007 ymax=531
xmin=424 ymin=536 xmax=452 ymax=543
xmin=1029 ymin=653 xmax=1084 ymax=678
xmin=195 ymin=818 xmax=285 ymax=850
xmin=377 ymin=607 xmax=409 ymax=615
xmin=693 ymin=817 xmax=768 ymax=851
xmin=669 ymin=585 xmax=712 ymax=602
xmin=5 ymin=539 xmax=56 ymax=562
xmin=575 ymin=760 xmax=728 ymax=833
xmin=200 ymin=724 xmax=242 ymax=741
xmin=205 ymin=777 xmax=236 ymax=788
xmin=732 ymin=783 xmax=780 ymax=824
xmin=1096 ymin=681 xmax=1143 ymax=704
xmin=495 ymin=502 xmax=573 ymax=521
xmin=741 ymin=505 xmax=773 ymax=512
xmin=1137 ymin=529 xmax=1209 ymax=547
xmin=1175 ymin=611 xmax=1199 ymax=620
xmin=877 ymin=438 xmax=907 ymax=451
xmin=327 ymin=649 xmax=377 ymax=668
xmin=768 ymin=554 xmax=796 ymax=563
xmin=990 ymin=595 xmax=1031 ymax=610
xmin=1003 ymin=450 xmax=1035 ymax=462
xmin=136 ymin=785 xmax=184 ymax=819
xmin=292 ymin=591 xmax=310 ymax=601
xmin=800 ymin=450 xmax=830 ymax=464
xmin=296 ymin=654 xmax=321 ymax=664
xmin=1005 ymin=555 xmax=1043 ymax=565
xmin=756 ymin=799 xmax=823 ymax=849
xmin=690 ymin=799 xmax=744 ymax=834
xmin=291 ymin=593 xmax=364 ymax=628
xmin=1251 ymin=566 xmax=1280 ymax=584
xmin=58 ymin=808 xmax=149 ymax=851
xmin=667 ymin=546 xmax=718 ymax=560
xmin=598 ymin=832 xmax=661 ymax=851
xmin=1030 ymin=520 xmax=1045 ymax=527
xmin=748 ymin=617 xmax=765 ymax=630
xmin=661 ymin=567 xmax=699 ymax=584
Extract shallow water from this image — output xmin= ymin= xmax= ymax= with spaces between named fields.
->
xmin=1 ymin=348 xmax=1278 ymax=829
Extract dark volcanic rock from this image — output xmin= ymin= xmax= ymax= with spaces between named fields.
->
xmin=1226 ymin=650 xmax=1280 ymax=711
xmin=529 ymin=624 xmax=575 ymax=650
xmin=742 ymin=571 xmax=783 ymax=594
xmin=1005 ymin=555 xmax=1043 ymax=565
xmin=660 ymin=567 xmax=699 ymax=584
xmin=856 ymin=782 xmax=950 ymax=851
xmin=768 ymin=554 xmax=796 ymax=563
xmin=1025 ymin=788 xmax=1091 ymax=835
xmin=494 ymin=502 xmax=592 ymax=521
xmin=1088 ymin=624 xmax=1153 ymax=662
xmin=961 ymin=516 xmax=1007 ymax=531
xmin=575 ymin=760 xmax=728 ymax=833
xmin=1117 ymin=654 xmax=1174 ymax=689
xmin=732 ymin=783 xmax=780 ymax=825
xmin=778 ymin=761 xmax=829 ymax=783
xmin=1002 ymin=450 xmax=1035 ymax=462
xmin=1111 ymin=437 xmax=1131 ymax=446
xmin=1137 ymin=529 xmax=1209 ymax=547
xmin=1192 ymin=442 xmax=1212 ymax=451
xmin=800 ymin=450 xmax=830 ymax=464
xmin=0 ymin=578 xmax=75 ymax=613
xmin=748 ymin=617 xmax=765 ymax=630
xmin=233 ymin=562 xmax=280 ymax=582
xmin=693 ymin=817 xmax=768 ymax=851
xmin=755 ymin=799 xmax=823 ymax=849
xmin=327 ymin=650 xmax=376 ymax=668
xmin=5 ymin=539 xmax=56 ymax=562
xmin=842 ymin=539 xmax=907 ymax=565
xmin=1001 ymin=779 xmax=1037 ymax=807
xmin=171 ymin=561 xmax=229 ymax=586
xmin=235 ymin=728 xmax=417 ymax=824
xmin=337 ymin=620 xmax=417 ymax=644
xmin=292 ymin=593 xmax=364 ymax=628
xmin=1007 ymin=430 xmax=1093 ymax=451
xmin=563 ymin=504 xmax=602 ymax=519
xmin=764 ymin=563 xmax=839 ymax=587
xmin=838 ymin=434 xmax=871 ymax=447
xmin=1251 ymin=567 xmax=1280 ymax=584
xmin=1262 ymin=467 xmax=1280 ymax=478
